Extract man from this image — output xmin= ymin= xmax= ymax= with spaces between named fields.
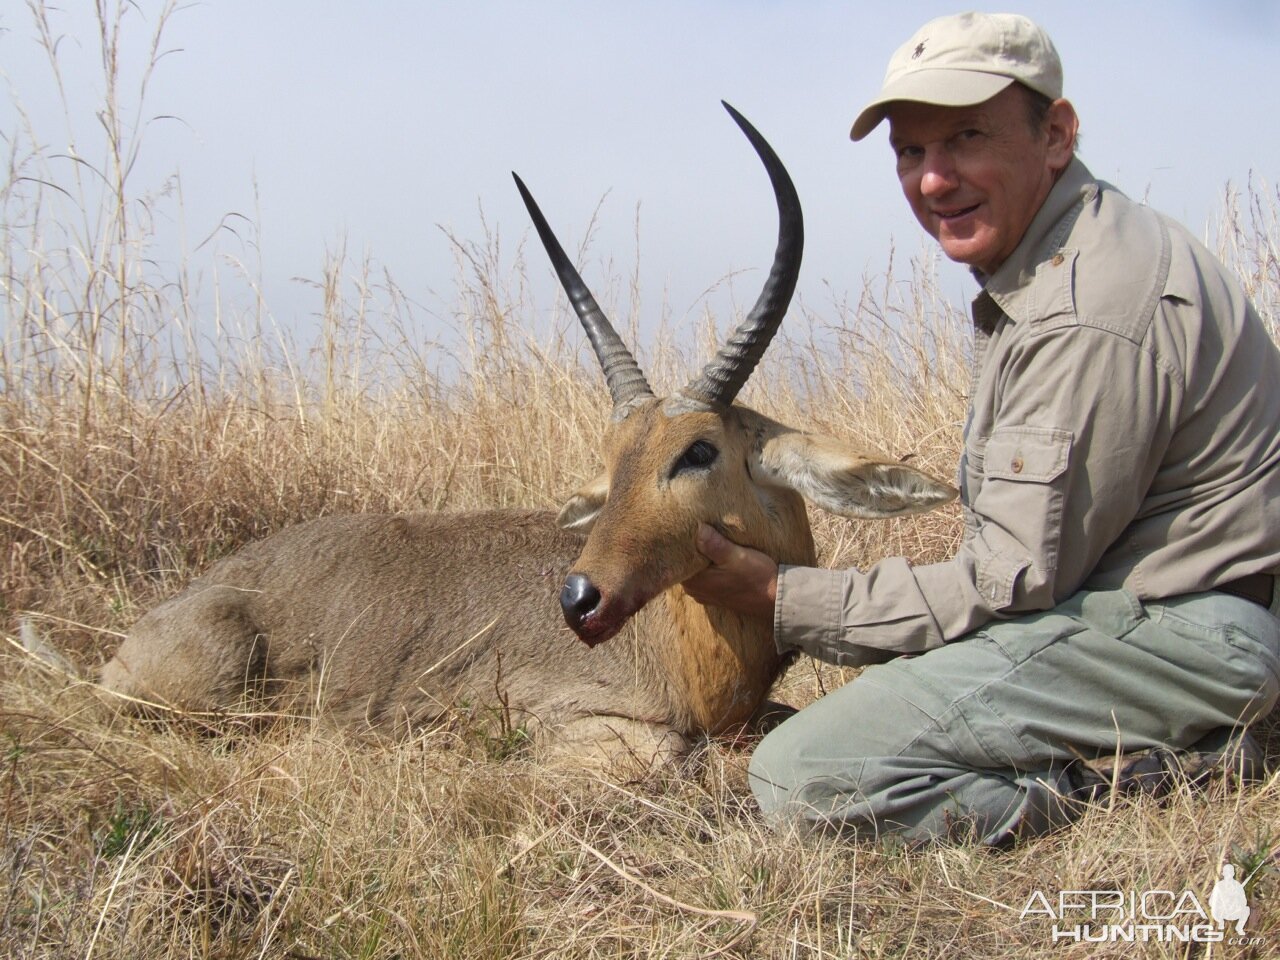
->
xmin=685 ymin=12 xmax=1280 ymax=844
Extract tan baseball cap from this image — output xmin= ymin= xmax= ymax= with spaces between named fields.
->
xmin=850 ymin=12 xmax=1063 ymax=141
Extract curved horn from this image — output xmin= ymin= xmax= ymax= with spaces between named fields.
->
xmin=512 ymin=173 xmax=654 ymax=414
xmin=680 ymin=102 xmax=803 ymax=408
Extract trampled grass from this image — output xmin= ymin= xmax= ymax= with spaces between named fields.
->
xmin=2 ymin=3 xmax=1278 ymax=957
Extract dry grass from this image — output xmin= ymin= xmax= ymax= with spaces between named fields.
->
xmin=2 ymin=3 xmax=1279 ymax=957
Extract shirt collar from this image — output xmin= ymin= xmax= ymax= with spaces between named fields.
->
xmin=973 ymin=156 xmax=1098 ymax=324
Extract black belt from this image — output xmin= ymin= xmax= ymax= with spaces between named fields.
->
xmin=1216 ymin=573 xmax=1276 ymax=609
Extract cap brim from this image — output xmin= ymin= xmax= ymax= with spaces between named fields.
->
xmin=849 ymin=70 xmax=1014 ymax=141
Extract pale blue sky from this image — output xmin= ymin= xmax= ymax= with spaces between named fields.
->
xmin=3 ymin=2 xmax=1278 ymax=349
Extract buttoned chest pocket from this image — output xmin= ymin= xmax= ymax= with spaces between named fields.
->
xmin=972 ymin=426 xmax=1074 ymax=609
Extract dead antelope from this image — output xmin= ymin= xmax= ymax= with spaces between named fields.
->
xmin=99 ymin=103 xmax=955 ymax=770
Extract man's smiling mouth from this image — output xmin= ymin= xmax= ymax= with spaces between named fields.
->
xmin=936 ymin=202 xmax=981 ymax=221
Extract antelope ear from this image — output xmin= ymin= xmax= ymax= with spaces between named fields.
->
xmin=557 ymin=473 xmax=609 ymax=532
xmin=754 ymin=431 xmax=956 ymax=519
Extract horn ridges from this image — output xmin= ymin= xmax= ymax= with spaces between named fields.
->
xmin=514 ymin=101 xmax=802 ymax=415
xmin=513 ymin=172 xmax=654 ymax=412
xmin=680 ymin=102 xmax=803 ymax=407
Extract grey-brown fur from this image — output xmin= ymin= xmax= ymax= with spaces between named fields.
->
xmin=102 ymin=511 xmax=692 ymax=758
xmin=106 ymin=507 xmax=810 ymax=777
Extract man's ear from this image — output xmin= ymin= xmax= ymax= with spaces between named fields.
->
xmin=1046 ymin=98 xmax=1079 ymax=171
xmin=557 ymin=473 xmax=609 ymax=532
xmin=753 ymin=430 xmax=956 ymax=519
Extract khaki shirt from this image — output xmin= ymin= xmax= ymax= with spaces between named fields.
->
xmin=776 ymin=157 xmax=1280 ymax=665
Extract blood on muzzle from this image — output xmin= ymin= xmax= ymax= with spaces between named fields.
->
xmin=559 ymin=573 xmax=601 ymax=630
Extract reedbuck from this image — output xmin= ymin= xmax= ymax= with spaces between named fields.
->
xmin=100 ymin=103 xmax=954 ymax=770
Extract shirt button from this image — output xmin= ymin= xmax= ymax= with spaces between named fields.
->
xmin=1051 ymin=253 xmax=1065 ymax=267
xmin=1011 ymin=457 xmax=1025 ymax=474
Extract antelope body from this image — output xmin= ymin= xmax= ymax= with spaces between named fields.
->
xmin=101 ymin=104 xmax=954 ymax=770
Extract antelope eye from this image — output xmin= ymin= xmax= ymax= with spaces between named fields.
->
xmin=669 ymin=439 xmax=719 ymax=479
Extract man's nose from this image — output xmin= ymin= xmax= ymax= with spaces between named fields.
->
xmin=918 ymin=147 xmax=959 ymax=196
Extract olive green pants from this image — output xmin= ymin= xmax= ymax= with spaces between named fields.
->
xmin=749 ymin=587 xmax=1280 ymax=845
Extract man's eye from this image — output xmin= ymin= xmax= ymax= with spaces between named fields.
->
xmin=669 ymin=440 xmax=719 ymax=478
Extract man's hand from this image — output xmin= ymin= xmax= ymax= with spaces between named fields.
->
xmin=683 ymin=523 xmax=779 ymax=620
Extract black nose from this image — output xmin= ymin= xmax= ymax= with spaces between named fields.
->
xmin=560 ymin=574 xmax=602 ymax=630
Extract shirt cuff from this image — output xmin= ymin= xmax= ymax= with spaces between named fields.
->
xmin=773 ymin=563 xmax=841 ymax=658
xmin=774 ymin=558 xmax=981 ymax=666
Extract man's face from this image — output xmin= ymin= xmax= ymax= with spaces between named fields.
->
xmin=887 ymin=86 xmax=1072 ymax=276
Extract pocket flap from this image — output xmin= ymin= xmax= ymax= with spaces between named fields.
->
xmin=985 ymin=427 xmax=1072 ymax=483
